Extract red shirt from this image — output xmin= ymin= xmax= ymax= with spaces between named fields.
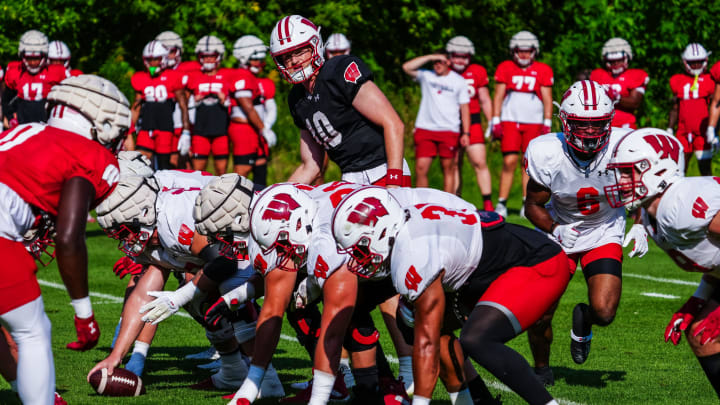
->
xmin=590 ymin=68 xmax=649 ymax=128
xmin=174 ymin=60 xmax=202 ymax=88
xmin=669 ymin=72 xmax=713 ymax=135
xmin=67 ymin=68 xmax=83 ymax=77
xmin=4 ymin=61 xmax=68 ymax=101
xmin=460 ymin=64 xmax=489 ymax=115
xmin=494 ymin=60 xmax=553 ymax=99
xmin=0 ymin=123 xmax=119 ymax=214
xmin=187 ymin=69 xmax=233 ymax=100
xmin=131 ymin=69 xmax=183 ymax=102
xmin=227 ymin=67 xmax=259 ymax=100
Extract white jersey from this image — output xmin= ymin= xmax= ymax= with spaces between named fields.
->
xmin=153 ymin=169 xmax=214 ymax=191
xmin=0 ymin=183 xmax=34 ymax=242
xmin=643 ymin=177 xmax=720 ymax=279
xmin=524 ymin=130 xmax=630 ymax=254
xmin=391 ymin=205 xmax=483 ymax=302
xmin=414 ymin=69 xmax=469 ymax=132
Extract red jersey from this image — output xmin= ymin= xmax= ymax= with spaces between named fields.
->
xmin=0 ymin=123 xmax=119 ymax=215
xmin=132 ymin=70 xmax=183 ymax=131
xmin=4 ymin=61 xmax=67 ymax=100
xmin=67 ymin=68 xmax=83 ymax=77
xmin=460 ymin=64 xmax=489 ymax=114
xmin=669 ymin=73 xmax=713 ymax=135
xmin=590 ymin=68 xmax=649 ymax=128
xmin=227 ymin=67 xmax=258 ymax=99
xmin=187 ymin=70 xmax=233 ymax=100
xmin=494 ymin=60 xmax=553 ymax=98
xmin=174 ymin=60 xmax=202 ymax=88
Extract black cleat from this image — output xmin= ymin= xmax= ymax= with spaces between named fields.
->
xmin=534 ymin=365 xmax=554 ymax=387
xmin=571 ymin=303 xmax=593 ymax=364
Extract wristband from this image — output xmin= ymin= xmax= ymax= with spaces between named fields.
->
xmin=181 ymin=129 xmax=190 ymax=137
xmin=385 ymin=168 xmax=404 ymax=187
xmin=70 ymin=296 xmax=93 ymax=319
xmin=543 ymin=118 xmax=552 ymax=128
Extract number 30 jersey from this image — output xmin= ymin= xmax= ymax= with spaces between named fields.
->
xmin=287 ymin=55 xmax=387 ymax=174
xmin=643 ymin=177 xmax=720 ymax=278
xmin=524 ymin=130 xmax=629 ymax=253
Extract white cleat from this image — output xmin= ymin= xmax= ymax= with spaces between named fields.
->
xmin=494 ymin=203 xmax=508 ymax=218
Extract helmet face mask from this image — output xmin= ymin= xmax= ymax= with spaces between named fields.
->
xmin=560 ymin=114 xmax=613 ymax=158
xmin=105 ymin=221 xmax=155 ymax=257
xmin=341 ymin=235 xmax=388 ymax=279
xmin=512 ymin=47 xmax=536 ymax=67
xmin=682 ymin=43 xmax=710 ymax=76
xmin=602 ymin=38 xmax=633 ymax=76
xmin=210 ymin=228 xmax=249 ymax=260
xmin=448 ymin=52 xmax=471 ymax=72
xmin=559 ymin=80 xmax=615 ymax=161
xmin=270 ymin=15 xmax=325 ymax=84
xmin=604 ymin=159 xmax=651 ymax=210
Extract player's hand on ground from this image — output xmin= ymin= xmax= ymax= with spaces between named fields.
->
xmin=623 ymin=224 xmax=648 ymax=258
xmin=67 ymin=313 xmax=100 ymax=351
xmin=665 ymin=296 xmax=705 ymax=345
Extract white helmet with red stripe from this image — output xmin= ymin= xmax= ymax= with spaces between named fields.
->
xmin=195 ymin=35 xmax=225 ymax=72
xmin=509 ymin=31 xmax=539 ymax=67
xmin=602 ymin=38 xmax=633 ymax=75
xmin=48 ymin=40 xmax=71 ymax=68
xmin=19 ymin=30 xmax=49 ymax=74
xmin=325 ymin=33 xmax=351 ymax=57
xmin=233 ymin=35 xmax=267 ymax=71
xmin=142 ymin=40 xmax=169 ymax=75
xmin=155 ymin=31 xmax=183 ymax=67
xmin=682 ymin=43 xmax=710 ymax=76
xmin=559 ymin=80 xmax=615 ymax=160
xmin=270 ymin=15 xmax=325 ymax=84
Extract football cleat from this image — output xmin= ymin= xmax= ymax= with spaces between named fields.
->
xmin=379 ymin=376 xmax=411 ymax=405
xmin=185 ymin=347 xmax=220 ymax=360
xmin=258 ymin=363 xmax=286 ymax=398
xmin=280 ymin=374 xmax=350 ymax=403
xmin=571 ymin=303 xmax=593 ymax=364
xmin=54 ymin=392 xmax=67 ymax=405
xmin=197 ymin=358 xmax=222 ymax=371
xmin=494 ymin=203 xmax=508 ymax=218
xmin=534 ymin=365 xmax=554 ymax=387
xmin=483 ymin=200 xmax=494 ymax=212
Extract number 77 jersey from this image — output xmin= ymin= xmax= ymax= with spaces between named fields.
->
xmin=524 ymin=130 xmax=629 ymax=254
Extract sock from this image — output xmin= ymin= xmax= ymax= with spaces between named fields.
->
xmin=125 ymin=341 xmax=150 ymax=377
xmin=133 ymin=340 xmax=150 ymax=357
xmin=340 ymin=356 xmax=351 ymax=369
xmin=374 ymin=343 xmax=394 ymax=379
xmin=398 ymin=355 xmax=413 ymax=386
xmin=698 ymin=352 xmax=720 ymax=396
xmin=110 ymin=317 xmax=122 ymax=349
xmin=497 ymin=199 xmax=507 ymax=206
xmin=449 ymin=388 xmax=472 ymax=405
xmin=482 ymin=194 xmax=492 ymax=202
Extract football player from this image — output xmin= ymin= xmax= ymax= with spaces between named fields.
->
xmin=668 ymin=43 xmax=715 ymax=176
xmin=325 ymin=33 xmax=351 ymax=59
xmin=131 ymin=40 xmax=190 ymax=169
xmin=3 ymin=30 xmax=68 ymax=128
xmin=446 ymin=36 xmax=494 ymax=211
xmin=603 ymin=128 xmax=720 ymax=398
xmin=523 ymin=81 xmax=643 ymax=380
xmin=491 ymin=31 xmax=554 ymax=218
xmin=333 ymin=187 xmax=570 ymax=405
xmin=269 ymin=15 xmax=409 ymax=187
xmin=231 ymin=35 xmax=277 ymax=183
xmin=48 ymin=40 xmax=82 ymax=77
xmin=0 ymin=74 xmax=129 ymax=404
xmin=590 ymin=38 xmax=649 ymax=129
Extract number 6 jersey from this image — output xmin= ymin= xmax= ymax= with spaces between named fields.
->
xmin=524 ymin=130 xmax=629 ymax=253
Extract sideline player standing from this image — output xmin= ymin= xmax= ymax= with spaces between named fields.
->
xmin=590 ymin=38 xmax=649 ymax=129
xmin=523 ymin=81 xmax=644 ymax=381
xmin=0 ymin=75 xmax=130 ymax=404
xmin=269 ymin=15 xmax=409 ymax=187
xmin=491 ymin=31 xmax=553 ymax=217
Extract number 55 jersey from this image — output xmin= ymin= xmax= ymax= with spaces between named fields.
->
xmin=524 ymin=130 xmax=630 ymax=254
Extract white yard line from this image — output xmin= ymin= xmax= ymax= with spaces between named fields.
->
xmin=641 ymin=292 xmax=680 ymax=299
xmin=623 ymin=272 xmax=698 ymax=286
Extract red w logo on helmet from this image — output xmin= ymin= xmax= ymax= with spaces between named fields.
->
xmin=643 ymin=134 xmax=680 ymax=164
xmin=262 ymin=193 xmax=300 ymax=221
xmin=347 ymin=197 xmax=388 ymax=226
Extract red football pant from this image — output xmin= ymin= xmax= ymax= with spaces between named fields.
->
xmin=192 ymin=135 xmax=229 ymax=159
xmin=135 ymin=130 xmax=174 ymax=154
xmin=228 ymin=122 xmax=260 ymax=163
xmin=500 ymin=122 xmax=543 ymax=154
xmin=414 ymin=128 xmax=460 ymax=158
xmin=0 ymin=237 xmax=40 ymax=314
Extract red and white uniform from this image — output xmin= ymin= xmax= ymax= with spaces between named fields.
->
xmin=670 ymin=73 xmax=714 ymax=153
xmin=642 ymin=177 xmax=720 ymax=277
xmin=524 ymin=130 xmax=630 ymax=254
xmin=187 ymin=70 xmax=233 ymax=157
xmin=67 ymin=68 xmax=83 ymax=77
xmin=590 ymin=68 xmax=649 ymax=129
xmin=131 ymin=69 xmax=183 ymax=154
xmin=4 ymin=62 xmax=68 ymax=124
xmin=255 ymin=77 xmax=277 ymax=122
xmin=228 ymin=68 xmax=262 ymax=161
xmin=495 ymin=60 xmax=553 ymax=124
xmin=171 ymin=60 xmax=202 ymax=135
xmin=461 ymin=64 xmax=489 ymax=144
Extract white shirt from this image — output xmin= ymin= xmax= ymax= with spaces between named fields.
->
xmin=414 ymin=69 xmax=469 ymax=132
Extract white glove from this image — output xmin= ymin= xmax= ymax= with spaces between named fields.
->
xmin=666 ymin=128 xmax=674 ymax=136
xmin=292 ymin=277 xmax=321 ymax=310
xmin=484 ymin=125 xmax=492 ymax=141
xmin=140 ymin=282 xmax=199 ymax=324
xmin=222 ymin=282 xmax=255 ymax=311
xmin=552 ymin=221 xmax=582 ymax=249
xmin=178 ymin=130 xmax=192 ymax=156
xmin=262 ymin=128 xmax=277 ymax=148
xmin=623 ymin=224 xmax=648 ymax=258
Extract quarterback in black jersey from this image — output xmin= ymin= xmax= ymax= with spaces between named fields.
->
xmin=269 ymin=15 xmax=408 ymax=187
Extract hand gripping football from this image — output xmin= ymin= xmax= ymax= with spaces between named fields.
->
xmin=88 ymin=368 xmax=146 ymax=396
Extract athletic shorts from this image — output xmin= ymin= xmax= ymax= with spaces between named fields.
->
xmin=135 ymin=130 xmax=174 ymax=154
xmin=677 ymin=123 xmax=710 ymax=154
xmin=414 ymin=128 xmax=460 ymax=159
xmin=468 ymin=113 xmax=485 ymax=145
xmin=192 ymin=135 xmax=229 ymax=160
xmin=228 ymin=122 xmax=260 ymax=164
xmin=500 ymin=122 xmax=543 ymax=154
xmin=567 ymin=243 xmax=623 ymax=274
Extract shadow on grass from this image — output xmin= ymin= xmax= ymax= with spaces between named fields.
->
xmin=551 ymin=366 xmax=626 ymax=388
xmin=0 ymin=389 xmax=20 ymax=404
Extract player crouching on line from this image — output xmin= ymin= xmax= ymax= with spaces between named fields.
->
xmin=333 ymin=187 xmax=571 ymax=405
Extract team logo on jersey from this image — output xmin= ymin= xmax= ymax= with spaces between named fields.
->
xmin=254 ymin=253 xmax=268 ymax=275
xmin=404 ymin=265 xmax=423 ymax=291
xmin=262 ymin=193 xmax=300 ymax=221
xmin=643 ymin=133 xmax=681 ymax=164
xmin=692 ymin=197 xmax=709 ymax=219
xmin=347 ymin=197 xmax=388 ymax=227
xmin=344 ymin=62 xmax=362 ymax=84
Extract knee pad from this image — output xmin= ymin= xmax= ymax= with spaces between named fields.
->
xmin=343 ymin=325 xmax=379 ymax=352
xmin=582 ymin=258 xmax=622 ymax=279
xmin=206 ymin=319 xmax=235 ymax=345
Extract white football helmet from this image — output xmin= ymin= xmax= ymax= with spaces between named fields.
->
xmin=509 ymin=31 xmax=539 ymax=67
xmin=325 ymin=33 xmax=351 ymax=57
xmin=194 ymin=174 xmax=255 ymax=260
xmin=331 ymin=186 xmax=405 ymax=279
xmin=602 ymin=38 xmax=632 ymax=75
xmin=446 ymin=36 xmax=474 ymax=71
xmin=19 ymin=30 xmax=49 ymax=74
xmin=270 ymin=15 xmax=325 ymax=84
xmin=97 ymin=176 xmax=159 ymax=256
xmin=142 ymin=40 xmax=169 ymax=76
xmin=156 ymin=31 xmax=183 ymax=67
xmin=559 ymin=80 xmax=615 ymax=160
xmin=195 ymin=35 xmax=225 ymax=72
xmin=118 ymin=151 xmax=154 ymax=178
xmin=250 ymin=183 xmax=318 ymax=271
xmin=48 ymin=40 xmax=71 ymax=68
xmin=46 ymin=74 xmax=131 ymax=152
xmin=682 ymin=43 xmax=710 ymax=76
xmin=604 ymin=128 xmax=685 ymax=211
xmin=233 ymin=35 xmax=267 ymax=72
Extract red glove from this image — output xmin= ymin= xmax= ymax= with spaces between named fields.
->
xmin=694 ymin=304 xmax=720 ymax=345
xmin=113 ymin=256 xmax=143 ymax=279
xmin=67 ymin=314 xmax=100 ymax=351
xmin=7 ymin=117 xmax=18 ymax=130
xmin=491 ymin=120 xmax=503 ymax=141
xmin=665 ymin=296 xmax=705 ymax=345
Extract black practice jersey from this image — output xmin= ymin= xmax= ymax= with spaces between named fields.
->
xmin=288 ymin=55 xmax=387 ymax=173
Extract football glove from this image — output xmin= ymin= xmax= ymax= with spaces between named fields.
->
xmin=552 ymin=221 xmax=582 ymax=249
xmin=262 ymin=128 xmax=277 ymax=148
xmin=140 ymin=282 xmax=201 ymax=325
xmin=491 ymin=117 xmax=502 ymax=141
xmin=694 ymin=304 xmax=720 ymax=345
xmin=205 ymin=282 xmax=254 ymax=326
xmin=665 ymin=296 xmax=705 ymax=345
xmin=112 ymin=256 xmax=143 ymax=279
xmin=623 ymin=224 xmax=648 ymax=258
xmin=292 ymin=277 xmax=321 ymax=311
xmin=67 ymin=314 xmax=100 ymax=351
xmin=541 ymin=118 xmax=552 ymax=135
xmin=178 ymin=130 xmax=192 ymax=156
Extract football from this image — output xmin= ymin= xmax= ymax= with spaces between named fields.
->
xmin=88 ymin=367 xmax=146 ymax=397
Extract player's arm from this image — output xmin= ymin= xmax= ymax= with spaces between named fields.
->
xmin=708 ymin=83 xmax=720 ymax=132
xmin=130 ymin=92 xmax=143 ymax=128
xmin=236 ymin=95 xmax=265 ymax=134
xmin=402 ymin=54 xmax=443 ymax=78
xmin=667 ymin=96 xmax=679 ymax=134
xmin=173 ymin=88 xmax=191 ymax=132
xmin=616 ymin=88 xmax=644 ymax=112
xmin=524 ymin=177 xmax=554 ymax=232
xmin=412 ymin=272 xmax=445 ymax=401
xmin=288 ymin=129 xmax=324 ymax=184
xmin=352 ymin=81 xmax=405 ymax=178
xmin=460 ymin=102 xmax=470 ymax=147
xmin=264 ymin=98 xmax=278 ymax=128
xmin=314 ymin=265 xmax=358 ymax=375
xmin=478 ymin=85 xmax=493 ymax=124
xmin=251 ymin=269 xmax=297 ymax=368
xmin=491 ymin=82 xmax=507 ymax=135
xmin=541 ymin=85 xmax=553 ymax=122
